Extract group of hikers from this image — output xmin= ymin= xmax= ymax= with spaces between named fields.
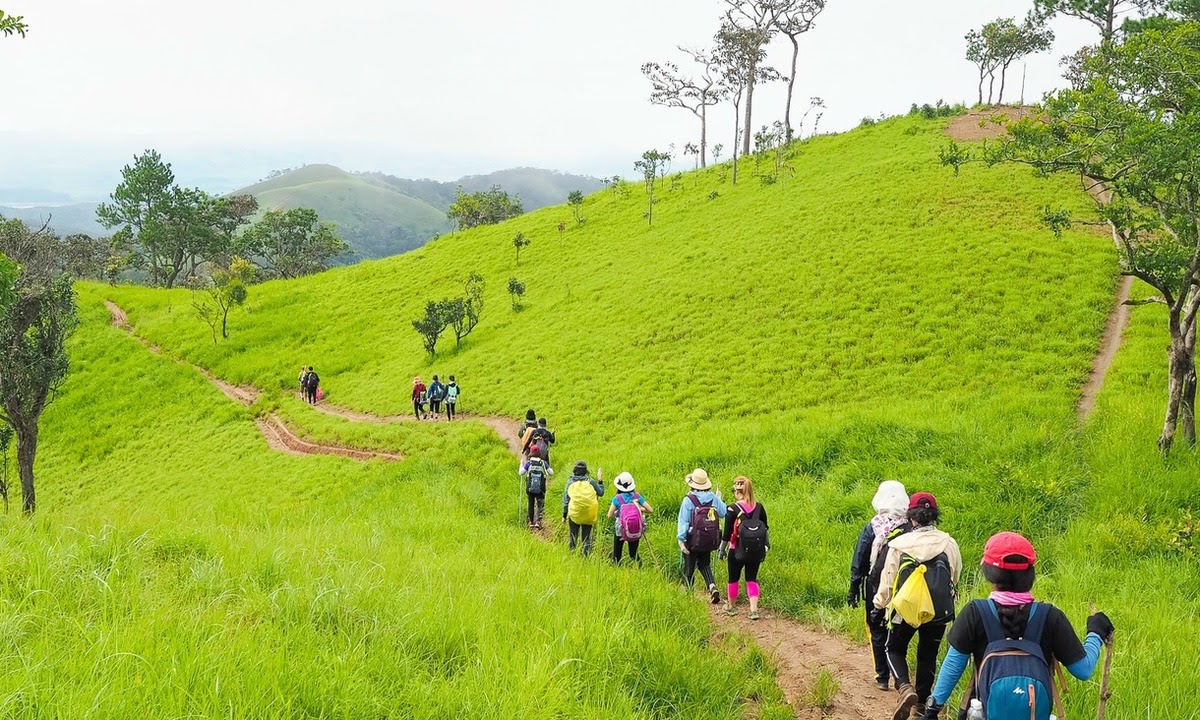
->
xmin=297 ymin=366 xmax=321 ymax=403
xmin=514 ymin=411 xmax=1114 ymax=720
xmin=848 ymin=481 xmax=1114 ymax=720
xmin=516 ymin=409 xmax=771 ymax=620
xmin=411 ymin=374 xmax=460 ymax=420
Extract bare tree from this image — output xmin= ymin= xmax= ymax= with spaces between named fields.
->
xmin=774 ymin=0 xmax=827 ymax=141
xmin=724 ymin=0 xmax=787 ymax=157
xmin=642 ymin=49 xmax=726 ymax=168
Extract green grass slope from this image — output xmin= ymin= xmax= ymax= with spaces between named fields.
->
xmin=235 ymin=164 xmax=451 ymax=259
xmin=39 ymin=114 xmax=1198 ymax=715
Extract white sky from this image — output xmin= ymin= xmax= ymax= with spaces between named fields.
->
xmin=0 ymin=0 xmax=1098 ymax=197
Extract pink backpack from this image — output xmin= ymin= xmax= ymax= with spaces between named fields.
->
xmin=617 ymin=495 xmax=645 ymax=540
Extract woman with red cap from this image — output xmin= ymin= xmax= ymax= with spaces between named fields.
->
xmin=873 ymin=492 xmax=962 ymax=720
xmin=918 ymin=531 xmax=1114 ymax=719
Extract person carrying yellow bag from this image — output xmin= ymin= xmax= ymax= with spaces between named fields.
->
xmin=562 ymin=460 xmax=604 ymax=556
xmin=873 ymin=492 xmax=961 ymax=720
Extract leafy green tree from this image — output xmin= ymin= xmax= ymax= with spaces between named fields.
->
xmin=723 ymin=1 xmax=787 ymax=157
xmin=714 ymin=22 xmax=781 ymax=184
xmin=97 ymin=150 xmax=176 ymax=285
xmin=0 ymin=218 xmax=77 ymax=514
xmin=0 ymin=9 xmax=27 ymax=37
xmin=943 ymin=21 xmax=1200 ymax=452
xmin=567 ymin=190 xmax=585 ymax=224
xmin=966 ymin=17 xmax=1055 ymax=105
xmin=412 ymin=300 xmax=452 ymax=355
xmin=191 ymin=257 xmax=255 ymax=343
xmin=508 ymin=277 xmax=526 ymax=311
xmin=774 ymin=0 xmax=827 ymax=141
xmin=1032 ymin=0 xmax=1163 ymax=42
xmin=237 ymin=208 xmax=349 ymax=279
xmin=446 ymin=273 xmax=485 ymax=346
xmin=641 ymin=48 xmax=725 ymax=168
xmin=446 ymin=185 xmax=524 ymax=230
xmin=634 ymin=149 xmax=672 ymax=227
xmin=512 ymin=231 xmax=531 ymax=265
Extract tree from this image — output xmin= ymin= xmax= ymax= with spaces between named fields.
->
xmin=641 ymin=49 xmax=725 ymax=168
xmin=512 ymin=231 xmax=531 ymax=265
xmin=96 ymin=150 xmax=176 ymax=286
xmin=634 ymin=149 xmax=671 ymax=227
xmin=446 ymin=185 xmax=524 ymax=230
xmin=0 ymin=218 xmax=77 ymax=514
xmin=0 ymin=9 xmax=27 ymax=37
xmin=715 ymin=22 xmax=781 ymax=184
xmin=966 ymin=24 xmax=1005 ymax=105
xmin=412 ymin=300 xmax=452 ymax=356
xmin=507 ymin=277 xmax=526 ymax=311
xmin=567 ymin=190 xmax=585 ymax=225
xmin=236 ymin=208 xmax=349 ymax=279
xmin=967 ymin=17 xmax=1054 ymax=105
xmin=942 ymin=22 xmax=1200 ymax=452
xmin=191 ymin=257 xmax=255 ymax=343
xmin=447 ymin=273 xmax=484 ymax=347
xmin=1032 ymin=0 xmax=1164 ymax=42
xmin=0 ymin=423 xmax=11 ymax=513
xmin=774 ymin=0 xmax=827 ymax=141
xmin=723 ymin=0 xmax=787 ymax=157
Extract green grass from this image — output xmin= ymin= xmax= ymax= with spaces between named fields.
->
xmin=10 ymin=114 xmax=1195 ymax=716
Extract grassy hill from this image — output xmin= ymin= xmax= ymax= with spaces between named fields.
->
xmin=365 ymin=167 xmax=606 ymax=211
xmin=14 ymin=113 xmax=1197 ymax=716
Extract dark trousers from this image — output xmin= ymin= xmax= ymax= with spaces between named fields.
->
xmin=727 ymin=554 xmax=761 ymax=583
xmin=568 ymin=521 xmax=594 ymax=555
xmin=430 ymin=399 xmax=441 ymax=413
xmin=613 ymin=535 xmax=641 ymax=565
xmin=526 ymin=493 xmax=544 ymax=524
xmin=446 ymin=400 xmax=456 ymax=419
xmin=413 ymin=402 xmax=424 ymax=419
xmin=682 ymin=550 xmax=715 ymax=589
xmin=886 ymin=620 xmax=947 ymax=702
xmin=867 ymin=609 xmax=891 ymax=685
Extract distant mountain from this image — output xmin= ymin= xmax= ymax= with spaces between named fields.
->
xmin=0 ymin=202 xmax=104 ymax=237
xmin=362 ymin=167 xmax=605 ymax=212
xmin=0 ymin=188 xmax=75 ymax=205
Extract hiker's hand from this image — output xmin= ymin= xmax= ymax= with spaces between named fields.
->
xmin=718 ymin=542 xmax=728 ymax=561
xmin=919 ymin=701 xmax=942 ymax=719
xmin=679 ymin=542 xmax=690 ymax=555
xmin=1087 ymin=611 xmax=1114 ymax=642
xmin=847 ymin=583 xmax=860 ymax=608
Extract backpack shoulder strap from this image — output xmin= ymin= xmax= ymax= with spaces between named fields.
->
xmin=1022 ymin=602 xmax=1048 ymax=643
xmin=686 ymin=493 xmax=699 ymax=508
xmin=976 ymin=599 xmax=1006 ymax=644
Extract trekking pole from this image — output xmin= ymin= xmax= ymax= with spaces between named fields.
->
xmin=1089 ymin=603 xmax=1114 ymax=720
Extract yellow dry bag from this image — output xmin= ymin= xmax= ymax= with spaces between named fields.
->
xmin=890 ymin=563 xmax=936 ymax=627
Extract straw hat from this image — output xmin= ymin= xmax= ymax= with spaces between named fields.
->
xmin=686 ymin=468 xmax=712 ymax=491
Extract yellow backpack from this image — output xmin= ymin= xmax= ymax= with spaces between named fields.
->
xmin=889 ymin=562 xmax=936 ymax=627
xmin=567 ymin=480 xmax=598 ymax=525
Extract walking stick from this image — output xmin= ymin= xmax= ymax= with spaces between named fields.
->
xmin=1089 ymin=603 xmax=1114 ymax=720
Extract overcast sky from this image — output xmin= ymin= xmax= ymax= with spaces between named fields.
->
xmin=0 ymin=0 xmax=1097 ymax=198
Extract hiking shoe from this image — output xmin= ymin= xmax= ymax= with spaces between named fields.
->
xmin=709 ymin=586 xmax=721 ymax=604
xmin=722 ymin=602 xmax=737 ymax=616
xmin=892 ymin=684 xmax=918 ymax=720
xmin=748 ymin=609 xmax=760 ymax=621
xmin=875 ymin=678 xmax=890 ymax=691
xmin=910 ymin=704 xmax=926 ymax=720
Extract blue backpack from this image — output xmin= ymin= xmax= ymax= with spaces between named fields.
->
xmin=973 ymin=600 xmax=1059 ymax=720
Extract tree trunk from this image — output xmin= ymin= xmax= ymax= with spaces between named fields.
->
xmin=998 ymin=65 xmax=1008 ymax=104
xmin=785 ymin=35 xmax=799 ymax=141
xmin=16 ymin=423 xmax=37 ymax=514
xmin=1159 ymin=328 xmax=1193 ymax=454
xmin=700 ymin=103 xmax=708 ymax=169
xmin=978 ymin=69 xmax=985 ymax=105
xmin=742 ymin=61 xmax=756 ymax=158
xmin=221 ymin=304 xmax=230 ymax=339
xmin=732 ymin=98 xmax=742 ymax=185
xmin=987 ymin=73 xmax=996 ymax=105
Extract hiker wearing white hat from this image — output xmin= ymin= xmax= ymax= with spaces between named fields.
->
xmin=607 ymin=472 xmax=654 ymax=565
xmin=849 ymin=480 xmax=911 ymax=691
xmin=676 ymin=468 xmax=727 ymax=603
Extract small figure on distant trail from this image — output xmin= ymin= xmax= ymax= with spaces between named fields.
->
xmin=428 ymin=374 xmax=446 ymax=417
xmin=412 ymin=376 xmax=428 ymax=420
xmin=520 ymin=443 xmax=554 ymax=529
xmin=298 ymin=365 xmax=307 ymax=392
xmin=519 ymin=409 xmax=538 ymax=456
xmin=562 ymin=460 xmax=604 ymax=556
xmin=918 ymin=532 xmax=1114 ymax=720
xmin=849 ymin=480 xmax=910 ymax=691
xmin=720 ymin=475 xmax=769 ymax=621
xmin=532 ymin=418 xmax=556 ymax=465
xmin=445 ymin=375 xmax=460 ymax=420
xmin=677 ymin=468 xmax=727 ymax=604
xmin=873 ymin=492 xmax=961 ymax=720
xmin=608 ymin=472 xmax=652 ymax=566
xmin=303 ymin=366 xmax=320 ymax=404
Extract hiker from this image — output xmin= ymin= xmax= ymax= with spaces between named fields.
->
xmin=428 ymin=375 xmax=446 ymax=417
xmin=411 ymin=376 xmax=427 ymax=420
xmin=873 ymin=492 xmax=962 ymax=720
xmin=918 ymin=532 xmax=1114 ymax=720
xmin=720 ymin=475 xmax=769 ymax=620
xmin=298 ymin=366 xmax=307 ymax=393
xmin=677 ymin=468 xmax=727 ymax=604
xmin=445 ymin=375 xmax=460 ymax=420
xmin=519 ymin=409 xmax=538 ymax=456
xmin=849 ymin=480 xmax=911 ymax=690
xmin=608 ymin=472 xmax=653 ymax=565
xmin=520 ymin=443 xmax=553 ymax=529
xmin=532 ymin=418 xmax=556 ymax=465
xmin=304 ymin=366 xmax=320 ymax=404
xmin=562 ymin=460 xmax=604 ymax=555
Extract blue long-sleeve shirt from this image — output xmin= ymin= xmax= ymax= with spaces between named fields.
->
xmin=676 ymin=491 xmax=727 ymax=543
xmin=561 ymin=475 xmax=604 ymax=518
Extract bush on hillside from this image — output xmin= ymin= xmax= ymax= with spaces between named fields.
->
xmin=908 ymin=100 xmax=967 ymax=119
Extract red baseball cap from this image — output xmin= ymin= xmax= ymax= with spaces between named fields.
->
xmin=983 ymin=531 xmax=1037 ymax=570
xmin=908 ymin=492 xmax=937 ymax=510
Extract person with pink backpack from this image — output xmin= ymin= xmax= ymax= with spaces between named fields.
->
xmin=608 ymin=472 xmax=654 ymax=566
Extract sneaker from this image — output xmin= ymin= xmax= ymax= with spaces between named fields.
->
xmin=709 ymin=586 xmax=721 ymax=604
xmin=722 ymin=602 xmax=737 ymax=616
xmin=875 ymin=678 xmax=890 ymax=691
xmin=892 ymin=684 xmax=918 ymax=720
xmin=748 ymin=609 xmax=760 ymax=620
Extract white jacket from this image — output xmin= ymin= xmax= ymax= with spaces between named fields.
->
xmin=872 ymin=526 xmax=962 ymax=611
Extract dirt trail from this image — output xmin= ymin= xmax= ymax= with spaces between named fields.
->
xmin=1078 ymin=275 xmax=1134 ymax=420
xmin=712 ymin=608 xmax=896 ymax=720
xmin=104 ymin=301 xmax=400 ymax=462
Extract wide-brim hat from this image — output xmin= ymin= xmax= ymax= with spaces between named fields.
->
xmin=686 ymin=468 xmax=712 ymax=491
xmin=614 ymin=472 xmax=635 ymax=492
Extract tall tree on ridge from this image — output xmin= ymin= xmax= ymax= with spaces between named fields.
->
xmin=723 ymin=0 xmax=787 ymax=157
xmin=641 ymin=48 xmax=725 ymax=168
xmin=715 ymin=22 xmax=780 ymax=184
xmin=774 ymin=0 xmax=827 ymax=141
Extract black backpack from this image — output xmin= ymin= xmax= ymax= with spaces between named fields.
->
xmin=307 ymin=372 xmax=320 ymax=389
xmin=866 ymin=524 xmax=909 ymax=625
xmin=525 ymin=457 xmax=547 ymax=495
xmin=686 ymin=494 xmax=722 ymax=552
xmin=892 ymin=551 xmax=955 ymax=626
xmin=735 ymin=505 xmax=768 ymax=561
